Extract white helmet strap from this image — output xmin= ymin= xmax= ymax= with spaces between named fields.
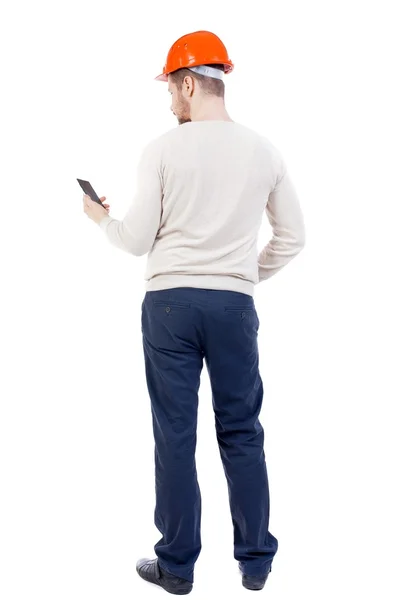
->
xmin=188 ymin=65 xmax=224 ymax=80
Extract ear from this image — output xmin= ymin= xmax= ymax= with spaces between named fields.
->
xmin=182 ymin=75 xmax=195 ymax=97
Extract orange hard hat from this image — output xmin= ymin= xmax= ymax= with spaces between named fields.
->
xmin=155 ymin=30 xmax=234 ymax=82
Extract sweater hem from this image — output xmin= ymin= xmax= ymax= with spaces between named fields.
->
xmin=145 ymin=274 xmax=255 ymax=296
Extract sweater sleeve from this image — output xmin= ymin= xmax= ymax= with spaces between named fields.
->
xmin=98 ymin=141 xmax=163 ymax=256
xmin=258 ymin=160 xmax=306 ymax=282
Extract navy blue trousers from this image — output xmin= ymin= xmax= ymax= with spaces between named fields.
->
xmin=141 ymin=287 xmax=278 ymax=583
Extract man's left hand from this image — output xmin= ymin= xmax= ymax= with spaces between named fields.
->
xmin=83 ymin=194 xmax=110 ymax=224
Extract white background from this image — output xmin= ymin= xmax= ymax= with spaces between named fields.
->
xmin=1 ymin=0 xmax=401 ymax=598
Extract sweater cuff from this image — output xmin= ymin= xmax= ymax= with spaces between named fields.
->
xmin=99 ymin=215 xmax=114 ymax=231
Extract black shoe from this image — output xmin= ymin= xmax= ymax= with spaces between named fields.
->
xmin=136 ymin=558 xmax=193 ymax=595
xmin=240 ymin=565 xmax=271 ymax=591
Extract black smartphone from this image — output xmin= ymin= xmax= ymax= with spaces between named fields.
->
xmin=77 ymin=178 xmax=104 ymax=206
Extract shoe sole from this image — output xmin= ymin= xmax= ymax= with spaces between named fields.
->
xmin=144 ymin=579 xmax=192 ymax=595
xmin=162 ymin=584 xmax=193 ymax=595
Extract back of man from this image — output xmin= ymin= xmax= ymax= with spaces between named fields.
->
xmin=144 ymin=120 xmax=304 ymax=295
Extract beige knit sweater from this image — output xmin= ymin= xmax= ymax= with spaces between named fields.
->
xmin=99 ymin=121 xmax=305 ymax=296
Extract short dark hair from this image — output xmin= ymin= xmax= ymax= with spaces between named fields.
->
xmin=169 ymin=64 xmax=225 ymax=98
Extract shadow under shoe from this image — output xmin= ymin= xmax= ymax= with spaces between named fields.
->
xmin=136 ymin=558 xmax=193 ymax=595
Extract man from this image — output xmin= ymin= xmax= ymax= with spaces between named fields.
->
xmin=83 ymin=30 xmax=305 ymax=595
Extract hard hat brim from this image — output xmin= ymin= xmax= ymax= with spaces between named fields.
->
xmin=155 ymin=73 xmax=168 ymax=82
